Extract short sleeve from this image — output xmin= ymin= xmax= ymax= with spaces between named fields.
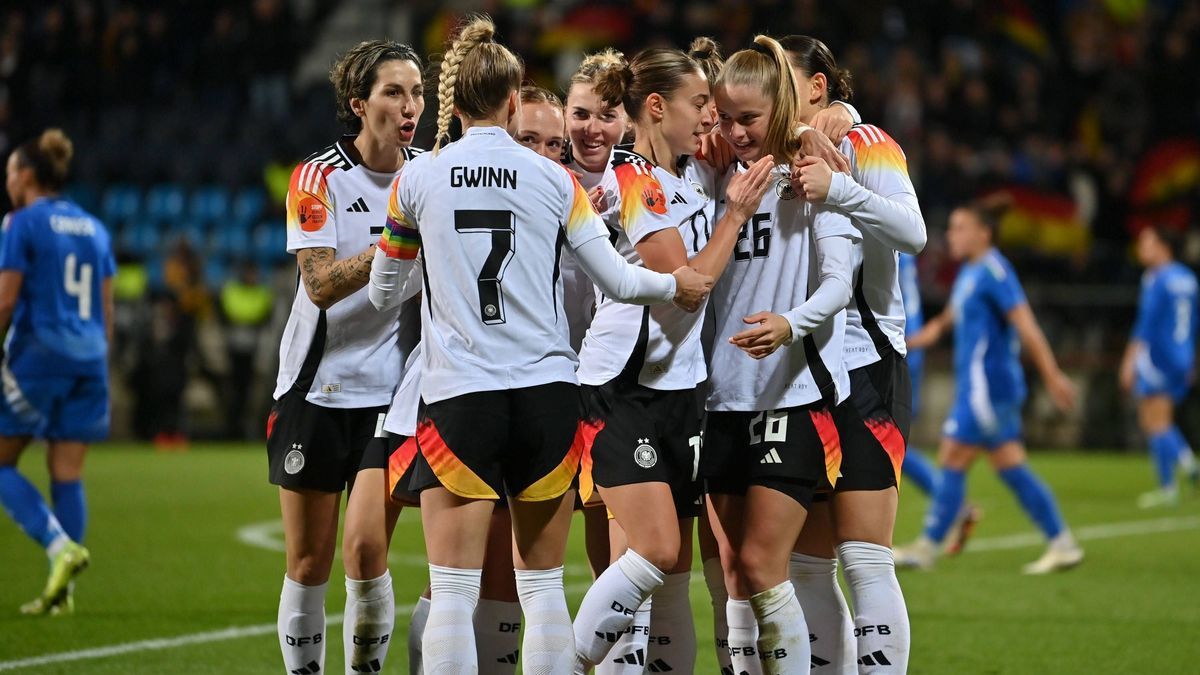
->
xmin=378 ymin=172 xmax=421 ymax=260
xmin=0 ymin=212 xmax=31 ymax=274
xmin=100 ymin=228 xmax=117 ymax=279
xmin=560 ymin=168 xmax=608 ymax=249
xmin=285 ymin=160 xmax=339 ymax=253
xmin=985 ymin=257 xmax=1026 ymax=313
xmin=613 ymin=163 xmax=676 ymax=245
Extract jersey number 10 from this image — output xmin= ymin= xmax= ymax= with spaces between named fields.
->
xmin=64 ymin=253 xmax=94 ymax=320
xmin=455 ymin=210 xmax=516 ymax=325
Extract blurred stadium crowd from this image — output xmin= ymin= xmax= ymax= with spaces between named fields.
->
xmin=0 ymin=0 xmax=1197 ymax=445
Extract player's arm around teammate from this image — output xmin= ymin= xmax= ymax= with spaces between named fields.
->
xmin=269 ymin=40 xmax=424 ymax=675
xmin=0 ymin=129 xmax=113 ymax=616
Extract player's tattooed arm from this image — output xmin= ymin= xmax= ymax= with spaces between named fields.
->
xmin=296 ymin=246 xmax=376 ymax=309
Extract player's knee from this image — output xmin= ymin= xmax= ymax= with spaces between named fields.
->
xmin=630 ymin=534 xmax=680 ymax=572
xmin=341 ymin=531 xmax=388 ymax=578
xmin=288 ymin=551 xmax=336 ymax=585
xmin=732 ymin=542 xmax=778 ymax=593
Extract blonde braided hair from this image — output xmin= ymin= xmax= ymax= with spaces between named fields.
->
xmin=434 ymin=14 xmax=521 ymax=155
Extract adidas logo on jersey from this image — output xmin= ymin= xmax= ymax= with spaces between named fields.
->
xmin=346 ymin=197 xmax=370 ymax=212
xmin=670 ymin=192 xmax=687 ymax=205
xmin=613 ymin=648 xmax=645 ymax=666
xmin=760 ymin=447 xmax=783 ymax=464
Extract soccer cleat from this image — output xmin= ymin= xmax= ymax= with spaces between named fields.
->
xmin=41 ymin=541 xmax=90 ymax=607
xmin=18 ymin=586 xmax=73 ymax=617
xmin=893 ymin=536 xmax=938 ymax=571
xmin=1022 ymin=534 xmax=1083 ymax=575
xmin=1136 ymin=487 xmax=1180 ymax=509
xmin=943 ymin=503 xmax=983 ymax=556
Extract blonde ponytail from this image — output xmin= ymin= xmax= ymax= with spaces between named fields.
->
xmin=434 ymin=14 xmax=522 ymax=154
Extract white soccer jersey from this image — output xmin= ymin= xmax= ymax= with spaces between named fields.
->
xmin=577 ymin=148 xmax=717 ymax=390
xmin=383 ymin=342 xmax=422 ymax=436
xmin=559 ymin=157 xmax=608 ymax=351
xmin=706 ymin=163 xmax=858 ymax=412
xmin=273 ymin=139 xmax=423 ymax=407
xmin=388 ymin=126 xmax=612 ymax=404
xmin=829 ymin=124 xmax=924 ymax=371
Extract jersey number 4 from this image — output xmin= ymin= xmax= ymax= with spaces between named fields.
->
xmin=455 ymin=209 xmax=515 ymax=325
xmin=64 ymin=253 xmax=94 ymax=320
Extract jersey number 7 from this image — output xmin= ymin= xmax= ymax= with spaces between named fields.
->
xmin=455 ymin=210 xmax=516 ymax=325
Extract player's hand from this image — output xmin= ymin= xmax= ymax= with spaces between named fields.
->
xmin=1047 ymin=371 xmax=1077 ymax=413
xmin=810 ymin=105 xmax=855 ymax=145
xmin=589 ymin=185 xmax=607 ymax=213
xmin=697 ymin=129 xmax=736 ymax=171
xmin=797 ymin=126 xmax=851 ymax=175
xmin=671 ymin=266 xmax=714 ymax=312
xmin=725 ymin=155 xmax=775 ymax=223
xmin=730 ymin=312 xmax=793 ymax=359
xmin=792 ymin=156 xmax=834 ymax=202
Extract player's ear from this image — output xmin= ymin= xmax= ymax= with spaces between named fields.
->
xmin=808 ymin=72 xmax=827 ymax=105
xmin=350 ymin=97 xmax=366 ymax=119
xmin=507 ymin=89 xmax=520 ymax=120
xmin=646 ymin=93 xmax=665 ymax=123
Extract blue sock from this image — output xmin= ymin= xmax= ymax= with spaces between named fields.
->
xmin=0 ymin=466 xmax=67 ymax=550
xmin=1148 ymin=430 xmax=1177 ymax=489
xmin=998 ymin=464 xmax=1064 ymax=539
xmin=903 ymin=448 xmax=940 ymax=495
xmin=922 ymin=467 xmax=965 ymax=543
xmin=51 ymin=479 xmax=87 ymax=543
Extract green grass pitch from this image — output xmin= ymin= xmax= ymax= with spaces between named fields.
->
xmin=1 ymin=444 xmax=1198 ymax=673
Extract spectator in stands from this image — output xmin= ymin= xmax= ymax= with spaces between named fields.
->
xmin=219 ymin=261 xmax=274 ymax=440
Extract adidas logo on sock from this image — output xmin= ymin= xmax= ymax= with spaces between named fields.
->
xmin=595 ymin=630 xmax=621 ymax=643
xmin=811 ymin=654 xmax=832 ymax=667
xmin=497 ymin=649 xmax=519 ymax=664
xmin=670 ymin=192 xmax=687 ymax=205
xmin=346 ymin=197 xmax=370 ymax=212
xmin=350 ymin=658 xmax=381 ymax=672
xmin=648 ymin=657 xmax=674 ymax=671
xmin=613 ymin=648 xmax=646 ymax=666
xmin=858 ymin=650 xmax=892 ymax=666
xmin=760 ymin=447 xmax=783 ymax=464
xmin=291 ymin=661 xmax=321 ymax=675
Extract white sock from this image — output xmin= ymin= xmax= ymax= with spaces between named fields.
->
xmin=789 ymin=553 xmax=855 ymax=674
xmin=424 ymin=565 xmax=482 ymax=674
xmin=515 ymin=566 xmax=574 ymax=675
xmin=838 ymin=542 xmax=909 ymax=672
xmin=474 ymin=598 xmax=522 ymax=673
xmin=408 ymin=595 xmax=430 ymax=674
xmin=726 ymin=599 xmax=763 ymax=675
xmin=46 ymin=533 xmax=70 ymax=559
xmin=595 ymin=598 xmax=651 ymax=675
xmin=278 ymin=576 xmax=328 ymax=675
xmin=702 ymin=558 xmax=734 ymax=674
xmin=573 ymin=549 xmax=665 ymax=672
xmin=344 ymin=572 xmax=394 ymax=674
xmin=1179 ymin=446 xmax=1197 ymax=473
xmin=750 ymin=581 xmax=809 ymax=675
xmin=647 ymin=572 xmax=696 ymax=673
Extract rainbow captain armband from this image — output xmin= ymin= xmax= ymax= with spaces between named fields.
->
xmin=378 ymin=215 xmax=420 ymax=259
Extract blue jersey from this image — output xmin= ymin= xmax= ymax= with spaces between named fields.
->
xmin=1133 ymin=261 xmax=1197 ymax=377
xmin=0 ymin=197 xmax=115 ymax=378
xmin=900 ymin=254 xmax=923 ymax=341
xmin=949 ymin=249 xmax=1027 ymax=406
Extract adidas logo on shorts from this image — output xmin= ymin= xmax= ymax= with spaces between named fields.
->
xmin=760 ymin=447 xmax=783 ymax=464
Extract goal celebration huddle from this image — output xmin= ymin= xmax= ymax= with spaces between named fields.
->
xmin=251 ymin=13 xmax=1096 ymax=674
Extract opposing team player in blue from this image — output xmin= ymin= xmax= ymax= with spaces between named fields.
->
xmin=1121 ymin=225 xmax=1199 ymax=508
xmin=0 ymin=129 xmax=114 ymax=614
xmin=895 ymin=206 xmax=1083 ymax=573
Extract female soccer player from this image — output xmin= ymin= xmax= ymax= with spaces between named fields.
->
xmin=267 ymin=40 xmax=424 ymax=674
xmin=783 ymin=34 xmax=926 ymax=672
xmin=1121 ymin=225 xmax=1199 ymax=508
xmin=896 ymin=205 xmax=1083 ymax=574
xmin=367 ymin=15 xmax=711 ymax=673
xmin=0 ymin=129 xmax=112 ymax=616
xmin=703 ymin=35 xmax=861 ymax=675
xmin=567 ymin=42 xmax=775 ymax=675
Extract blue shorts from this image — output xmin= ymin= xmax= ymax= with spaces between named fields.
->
xmin=942 ymin=397 xmax=1022 ymax=450
xmin=0 ymin=371 xmax=110 ymax=442
xmin=907 ymin=349 xmax=925 ymax=417
xmin=1134 ymin=355 xmax=1190 ymax=404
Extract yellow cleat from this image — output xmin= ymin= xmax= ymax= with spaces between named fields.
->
xmin=40 ymin=542 xmax=89 ymax=608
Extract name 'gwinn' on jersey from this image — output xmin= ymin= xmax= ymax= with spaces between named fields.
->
xmin=949 ymin=248 xmax=1028 ymax=407
xmin=835 ymin=124 xmax=922 ymax=370
xmin=387 ymin=126 xmax=610 ymax=404
xmin=1133 ymin=260 xmax=1197 ymax=378
xmin=274 ymin=138 xmax=419 ymax=407
xmin=0 ymin=197 xmax=115 ymax=378
xmin=576 ymin=146 xmax=716 ymax=390
xmin=706 ymin=163 xmax=857 ymax=412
